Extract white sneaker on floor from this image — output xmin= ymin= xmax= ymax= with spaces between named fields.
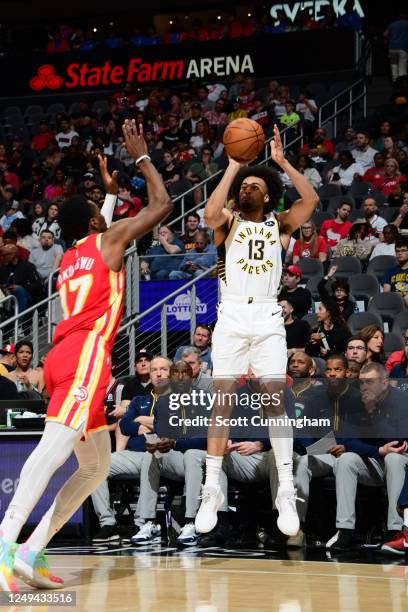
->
xmin=130 ymin=521 xmax=161 ymax=546
xmin=275 ymin=488 xmax=302 ymax=537
xmin=177 ymin=523 xmax=199 ymax=546
xmin=195 ymin=485 xmax=224 ymax=534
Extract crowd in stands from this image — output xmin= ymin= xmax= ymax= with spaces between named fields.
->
xmin=40 ymin=5 xmax=363 ymax=55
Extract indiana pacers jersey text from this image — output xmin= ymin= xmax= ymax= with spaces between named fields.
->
xmin=217 ymin=213 xmax=282 ymax=299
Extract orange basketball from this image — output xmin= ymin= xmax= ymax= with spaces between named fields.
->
xmin=223 ymin=118 xmax=265 ymax=163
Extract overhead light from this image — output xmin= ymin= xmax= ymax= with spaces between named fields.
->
xmin=109 ymin=22 xmax=114 ymax=26
xmin=93 ymin=27 xmax=97 ymax=33
xmin=248 ymin=12 xmax=252 ymax=17
xmin=169 ymin=20 xmax=173 ymax=25
xmin=217 ymin=15 xmax=221 ymax=20
xmin=184 ymin=15 xmax=189 ymax=19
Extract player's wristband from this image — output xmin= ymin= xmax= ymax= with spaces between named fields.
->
xmin=135 ymin=154 xmax=151 ymax=166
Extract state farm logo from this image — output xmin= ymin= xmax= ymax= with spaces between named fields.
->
xmin=30 ymin=65 xmax=64 ymax=91
xmin=29 ymin=54 xmax=254 ymax=92
xmin=73 ymin=387 xmax=89 ymax=402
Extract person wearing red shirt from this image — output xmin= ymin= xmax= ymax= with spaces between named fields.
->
xmin=31 ymin=122 xmax=55 ymax=153
xmin=293 ymin=220 xmax=328 ymax=263
xmin=2 ymin=230 xmax=30 ymax=261
xmin=113 ymin=182 xmax=143 ymax=221
xmin=319 ymin=202 xmax=353 ymax=247
xmin=362 ymin=151 xmax=385 ymax=183
xmin=300 ymin=128 xmax=335 ymax=161
xmin=370 ymin=157 xmax=407 ymax=196
xmin=0 ymin=157 xmax=20 ymax=192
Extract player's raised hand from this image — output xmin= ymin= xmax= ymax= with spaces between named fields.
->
xmin=270 ymin=124 xmax=286 ymax=168
xmin=122 ymin=119 xmax=148 ymax=161
xmin=97 ymin=154 xmax=118 ymax=195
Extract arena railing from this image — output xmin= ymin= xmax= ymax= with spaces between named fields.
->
xmin=114 ymin=265 xmax=218 ymax=377
xmin=168 ymin=78 xmax=367 ymax=233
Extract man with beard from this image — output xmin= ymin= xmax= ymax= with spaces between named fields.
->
xmin=131 ymin=361 xmax=207 ymax=547
xmin=279 ymin=299 xmax=311 ymax=356
xmin=28 ymin=230 xmax=63 ymax=284
xmin=327 ymin=362 xmax=408 ymax=551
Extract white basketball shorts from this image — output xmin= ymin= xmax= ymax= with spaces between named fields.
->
xmin=211 ymin=297 xmax=287 ymax=378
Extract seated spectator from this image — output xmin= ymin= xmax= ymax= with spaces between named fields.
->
xmin=306 ymin=298 xmax=351 ymax=358
xmin=278 ymin=265 xmax=312 ymax=319
xmin=43 ymin=139 xmax=63 ymax=171
xmin=204 ymin=99 xmax=228 ymax=130
xmin=31 ymin=121 xmax=54 ymax=153
xmin=370 ymin=158 xmax=407 ymax=196
xmin=169 ymin=231 xmax=216 ymax=280
xmin=389 ymin=328 xmax=408 ymax=383
xmin=227 ymin=97 xmax=248 ymax=123
xmin=346 ymin=359 xmax=362 ymax=378
xmin=296 ymin=90 xmax=318 ymax=126
xmin=345 ymin=335 xmax=368 ymax=365
xmin=396 ymin=148 xmax=408 ymax=176
xmin=360 ymin=325 xmax=385 ymax=364
xmin=351 ymin=131 xmax=378 ymax=171
xmin=55 ymin=117 xmax=79 ymax=149
xmin=44 ymin=167 xmax=66 ymax=201
xmin=319 ymin=201 xmax=352 ymax=247
xmin=334 ymin=126 xmax=356 ymax=156
xmin=185 ymin=147 xmax=219 ymax=205
xmin=156 ymin=115 xmax=188 ymax=150
xmin=279 ymin=298 xmax=311 ymax=356
xmin=318 ymin=266 xmax=355 ymax=320
xmin=248 ymin=98 xmax=273 ymax=134
xmin=19 ymin=165 xmax=46 ymax=203
xmin=174 ymin=324 xmax=212 ymax=372
xmin=0 ymin=343 xmax=16 ymax=378
xmin=141 ymin=225 xmax=185 ymax=281
xmin=190 ymin=119 xmax=212 ymax=153
xmin=46 ymin=29 xmax=70 ymax=53
xmin=180 ymin=212 xmax=200 ymax=251
xmin=296 ymin=154 xmax=322 ymax=190
xmin=32 ymin=201 xmax=62 ymax=240
xmin=91 ymin=356 xmax=168 ymax=544
xmin=332 ymin=222 xmax=374 ymax=261
xmin=2 ymin=229 xmax=30 ymax=261
xmin=382 ymin=136 xmax=400 ymax=161
xmin=292 ymin=220 xmax=328 ymax=263
xmin=326 ymin=363 xmax=408 ymax=552
xmin=29 ymin=229 xmax=63 ymax=284
xmin=11 ymin=218 xmax=39 ymax=253
xmin=158 ymin=151 xmax=182 ymax=191
xmin=131 ymin=361 xmax=207 ymax=547
xmin=113 ymin=180 xmax=143 ymax=221
xmin=9 ymin=340 xmax=45 ymax=395
xmin=180 ymin=347 xmax=213 ymax=393
xmin=0 ymin=201 xmax=24 ymax=232
xmin=372 ymin=120 xmax=393 ymax=152
xmin=0 ymin=157 xmax=20 ymax=192
xmin=0 ymin=244 xmax=44 ymax=313
xmin=382 ymin=237 xmax=408 ymax=305
xmin=392 ymin=190 xmax=408 ymax=229
xmin=279 ymin=100 xmax=301 ymax=130
xmin=299 ymin=127 xmax=335 ymax=163
xmin=354 ymin=197 xmax=387 ymax=240
xmin=362 ymin=151 xmax=385 ymax=183
xmin=327 ymin=150 xmax=364 ymax=187
xmin=370 ymin=224 xmax=399 ymax=259
xmin=181 ymin=103 xmax=203 ymax=136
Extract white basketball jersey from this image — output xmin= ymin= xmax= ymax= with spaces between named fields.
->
xmin=217 ymin=213 xmax=283 ymax=299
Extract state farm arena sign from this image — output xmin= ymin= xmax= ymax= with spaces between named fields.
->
xmin=0 ymin=30 xmax=355 ymax=97
xmin=29 ymin=55 xmax=254 ymax=92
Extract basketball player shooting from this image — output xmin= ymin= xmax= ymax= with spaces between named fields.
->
xmin=195 ymin=124 xmax=319 ymax=537
xmin=0 ymin=120 xmax=172 ymax=592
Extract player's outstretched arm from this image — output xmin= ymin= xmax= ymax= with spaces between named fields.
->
xmin=271 ymin=125 xmax=319 ymax=235
xmin=102 ymin=120 xmax=173 ymax=269
xmin=98 ymin=154 xmax=118 ymax=228
xmin=204 ymin=157 xmax=240 ymax=239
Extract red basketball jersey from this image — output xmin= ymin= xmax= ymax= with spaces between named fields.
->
xmin=53 ymin=233 xmax=124 ymax=349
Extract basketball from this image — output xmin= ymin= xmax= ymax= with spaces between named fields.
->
xmin=223 ymin=118 xmax=265 ymax=163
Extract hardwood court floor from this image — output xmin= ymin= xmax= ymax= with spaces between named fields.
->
xmin=12 ymin=554 xmax=408 ymax=612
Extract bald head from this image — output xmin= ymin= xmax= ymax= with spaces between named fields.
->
xmin=1 ymin=243 xmax=19 ymax=265
xmin=288 ymin=351 xmax=314 ymax=378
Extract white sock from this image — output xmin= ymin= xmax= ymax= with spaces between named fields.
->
xmin=269 ymin=428 xmax=294 ymax=491
xmin=404 ymin=508 xmax=408 ymax=529
xmin=204 ymin=455 xmax=223 ymax=487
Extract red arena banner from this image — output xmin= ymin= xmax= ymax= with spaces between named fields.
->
xmin=0 ymin=29 xmax=355 ymax=97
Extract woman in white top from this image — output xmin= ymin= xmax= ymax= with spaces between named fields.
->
xmin=369 ymin=224 xmax=398 ymax=259
xmin=328 ymin=150 xmax=364 ymax=187
xmin=32 ymin=201 xmax=62 ymax=239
